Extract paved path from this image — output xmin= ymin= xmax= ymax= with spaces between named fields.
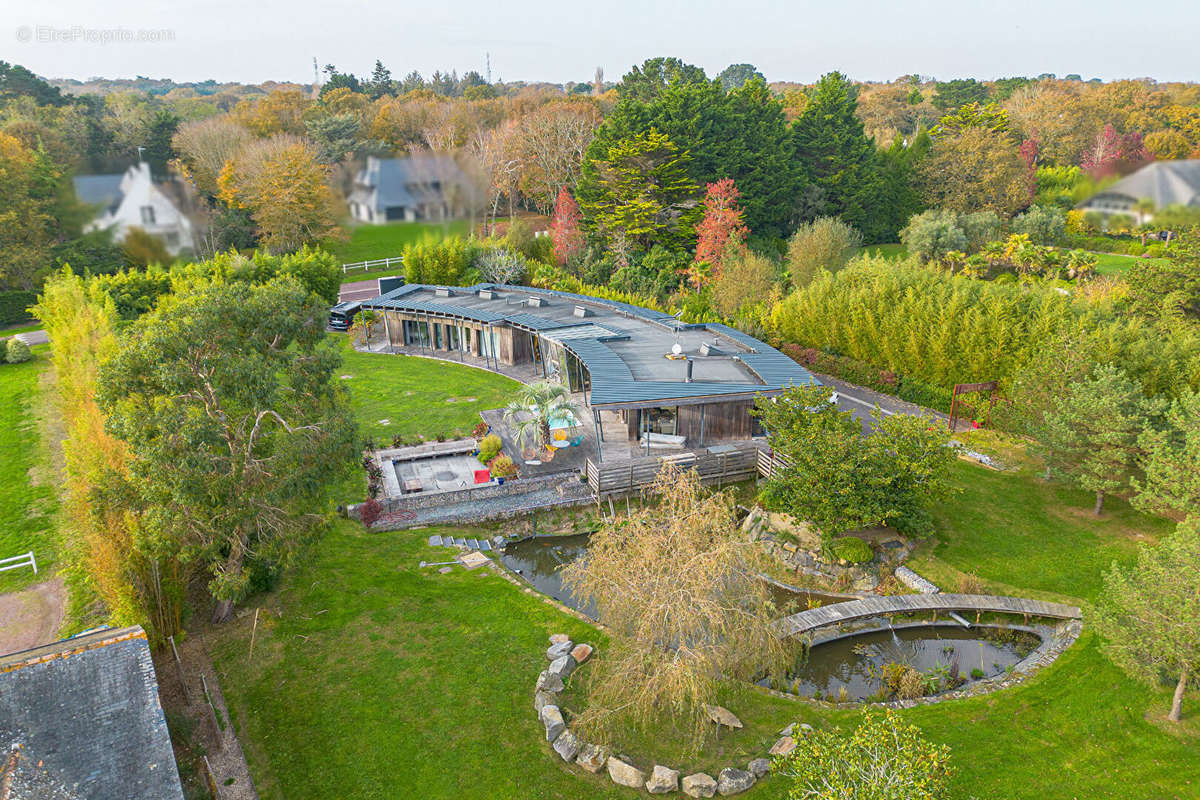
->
xmin=816 ymin=371 xmax=950 ymax=434
xmin=7 ymin=329 xmax=48 ymax=346
xmin=0 ymin=577 xmax=65 ymax=656
xmin=339 ymin=279 xmax=385 ymax=303
xmin=778 ymin=592 xmax=1082 ymax=638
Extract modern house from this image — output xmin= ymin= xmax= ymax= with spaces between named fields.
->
xmin=1076 ymin=159 xmax=1200 ymax=221
xmin=348 ymin=155 xmax=470 ymax=223
xmin=360 ymin=283 xmax=819 ymax=460
xmin=73 ymin=162 xmax=196 ymax=254
xmin=0 ymin=626 xmax=185 ymax=800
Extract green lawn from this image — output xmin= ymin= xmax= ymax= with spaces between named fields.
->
xmin=335 ymin=336 xmax=521 ymax=444
xmin=210 ymin=515 xmax=1199 ymax=800
xmin=909 ymin=460 xmax=1173 ymax=603
xmin=1090 ymin=251 xmax=1171 ymax=277
xmin=323 ymin=220 xmax=471 ymax=267
xmin=863 ymin=243 xmax=907 ymax=260
xmin=1 ymin=322 xmax=44 ymax=336
xmin=0 ymin=348 xmax=58 ymax=592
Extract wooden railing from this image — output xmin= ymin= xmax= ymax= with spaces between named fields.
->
xmin=585 ymin=441 xmax=764 ymax=497
xmin=341 ymin=255 xmax=404 ymax=274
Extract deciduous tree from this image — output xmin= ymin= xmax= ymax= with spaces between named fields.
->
xmin=786 ymin=216 xmax=862 ymax=287
xmin=692 ymin=178 xmax=749 ymax=286
xmin=96 ymin=278 xmax=358 ymax=622
xmin=548 ymin=186 xmax=584 ymax=266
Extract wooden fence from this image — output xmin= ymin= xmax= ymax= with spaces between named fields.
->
xmin=341 ymin=256 xmax=404 ymax=274
xmin=585 ymin=442 xmax=765 ymax=497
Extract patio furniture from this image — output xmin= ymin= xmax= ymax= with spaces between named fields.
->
xmin=640 ymin=432 xmax=687 ymax=449
xmin=473 ymin=469 xmax=490 ymax=484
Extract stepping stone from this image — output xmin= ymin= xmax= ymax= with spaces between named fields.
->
xmin=477 ymin=540 xmax=492 ymax=551
xmin=453 ymin=538 xmax=467 ymax=547
xmin=438 ymin=566 xmax=452 ymax=574
xmin=466 ymin=538 xmax=480 ymax=549
xmin=428 ymin=535 xmax=443 ymax=546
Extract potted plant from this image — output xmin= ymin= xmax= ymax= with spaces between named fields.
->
xmin=503 ymin=381 xmax=573 ymax=457
xmin=488 ymin=454 xmax=518 ymax=484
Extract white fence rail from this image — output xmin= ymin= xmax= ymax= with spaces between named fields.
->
xmin=0 ymin=550 xmax=37 ymax=574
xmin=341 ymin=256 xmax=404 ymax=274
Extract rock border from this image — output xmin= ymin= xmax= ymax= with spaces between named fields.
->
xmin=535 ymin=636 xmax=804 ymax=796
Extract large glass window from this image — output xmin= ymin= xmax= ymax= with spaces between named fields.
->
xmin=639 ymin=407 xmax=677 ymax=436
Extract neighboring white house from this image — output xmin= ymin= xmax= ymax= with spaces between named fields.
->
xmin=73 ymin=162 xmax=196 ymax=254
xmin=348 ymin=155 xmax=470 ymax=223
xmin=1076 ymin=159 xmax=1200 ymax=221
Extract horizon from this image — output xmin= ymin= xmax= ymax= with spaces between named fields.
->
xmin=8 ymin=0 xmax=1200 ymax=86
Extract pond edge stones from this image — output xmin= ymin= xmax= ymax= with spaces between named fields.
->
xmin=535 ymin=633 xmax=789 ymax=795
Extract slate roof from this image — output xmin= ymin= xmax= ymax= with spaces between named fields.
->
xmin=0 ymin=627 xmax=185 ymax=800
xmin=71 ymin=173 xmax=124 ymax=212
xmin=352 ymin=155 xmax=467 ymax=213
xmin=1080 ymin=159 xmax=1200 ymax=210
xmin=362 ymin=283 xmax=818 ymax=408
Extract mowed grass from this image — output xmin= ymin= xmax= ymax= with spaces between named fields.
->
xmin=1091 ymin=251 xmax=1171 ymax=277
xmin=323 ymin=220 xmax=472 ymax=266
xmin=909 ymin=459 xmax=1174 ymax=603
xmin=0 ymin=347 xmax=58 ymax=592
xmin=209 ymin=520 xmax=630 ymax=800
xmin=335 ymin=336 xmax=521 ymax=443
xmin=210 ymin=519 xmax=1200 ymax=800
xmin=862 ymin=242 xmax=908 ymax=259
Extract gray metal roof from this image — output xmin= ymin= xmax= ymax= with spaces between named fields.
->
xmin=355 ymin=155 xmax=467 ymax=213
xmin=0 ymin=627 xmax=185 ymax=800
xmin=362 ymin=283 xmax=818 ymax=407
xmin=1079 ymin=159 xmax=1200 ymax=210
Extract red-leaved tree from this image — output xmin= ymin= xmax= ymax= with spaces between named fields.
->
xmin=1080 ymin=124 xmax=1153 ymax=179
xmin=691 ymin=178 xmax=749 ymax=289
xmin=549 ymin=186 xmax=585 ymax=266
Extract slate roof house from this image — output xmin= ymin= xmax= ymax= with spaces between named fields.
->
xmin=0 ymin=626 xmax=185 ymax=800
xmin=1076 ymin=159 xmax=1200 ymax=220
xmin=348 ymin=155 xmax=469 ymax=223
xmin=361 ymin=283 xmax=819 ymax=460
xmin=73 ymin=161 xmax=196 ymax=255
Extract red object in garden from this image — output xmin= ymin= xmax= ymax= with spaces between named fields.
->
xmin=474 ymin=469 xmax=491 ymax=484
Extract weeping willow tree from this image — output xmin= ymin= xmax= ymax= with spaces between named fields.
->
xmin=561 ymin=466 xmax=795 ymax=753
xmin=35 ymin=268 xmax=187 ymax=642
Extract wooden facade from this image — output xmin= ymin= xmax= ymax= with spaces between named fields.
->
xmin=623 ymin=400 xmax=760 ymax=447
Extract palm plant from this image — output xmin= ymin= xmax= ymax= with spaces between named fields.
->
xmin=503 ymin=381 xmax=574 ymax=455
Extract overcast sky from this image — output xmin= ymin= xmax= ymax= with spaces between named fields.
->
xmin=6 ymin=0 xmax=1198 ymax=86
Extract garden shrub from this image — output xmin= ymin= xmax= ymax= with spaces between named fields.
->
xmin=359 ymin=497 xmax=382 ymax=528
xmin=832 ymin=536 xmax=873 ymax=564
xmin=5 ymin=337 xmax=32 ymax=364
xmin=487 ymin=454 xmax=517 ymax=478
xmin=0 ymin=291 xmax=37 ymax=326
xmin=476 ymin=434 xmax=502 ymax=463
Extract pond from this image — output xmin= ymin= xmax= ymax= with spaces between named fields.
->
xmin=499 ymin=534 xmax=597 ymax=618
xmin=765 ymin=624 xmax=1040 ymax=702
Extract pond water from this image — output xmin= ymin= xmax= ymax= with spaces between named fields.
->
xmin=499 ymin=534 xmax=597 ymax=618
xmin=766 ymin=625 xmax=1039 ymax=701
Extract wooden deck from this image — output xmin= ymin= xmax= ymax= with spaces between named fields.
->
xmin=778 ymin=593 xmax=1082 ymax=638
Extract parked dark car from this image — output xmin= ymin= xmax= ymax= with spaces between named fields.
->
xmin=328 ymin=301 xmax=362 ymax=331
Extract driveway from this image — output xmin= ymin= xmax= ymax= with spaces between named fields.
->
xmin=339 ymin=279 xmax=385 ymax=303
xmin=815 ymin=371 xmax=950 ymax=434
xmin=12 ymin=329 xmax=48 ymax=346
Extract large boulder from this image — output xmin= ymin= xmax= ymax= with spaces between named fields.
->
xmin=548 ymin=654 xmax=576 ymax=679
xmin=646 ymin=765 xmax=680 ymax=794
xmin=716 ymin=767 xmax=756 ymax=795
xmin=534 ymin=690 xmax=556 ymax=715
xmin=606 ymin=757 xmax=647 ymax=788
xmin=704 ymin=704 xmax=743 ymax=729
xmin=539 ymin=705 xmax=565 ymax=742
xmin=682 ymin=773 xmax=717 ymax=798
xmin=576 ymin=743 xmax=608 ymax=773
xmin=571 ymin=643 xmax=593 ymax=664
xmin=768 ymin=735 xmax=796 ymax=757
xmin=552 ymin=729 xmax=581 ymax=762
xmin=547 ymin=640 xmax=574 ymax=660
xmin=536 ymin=670 xmax=564 ymax=693
xmin=748 ymin=758 xmax=771 ymax=779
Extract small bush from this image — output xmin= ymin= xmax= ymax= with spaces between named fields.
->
xmin=477 ymin=434 xmax=502 ymax=463
xmin=472 ymin=421 xmax=489 ymax=440
xmin=487 ymin=454 xmax=517 ymax=478
xmin=832 ymin=536 xmax=873 ymax=564
xmin=4 ymin=337 xmax=31 ymax=364
xmin=957 ymin=573 xmax=984 ymax=594
xmin=969 ymin=667 xmax=986 ymax=680
xmin=359 ymin=498 xmax=382 ymax=528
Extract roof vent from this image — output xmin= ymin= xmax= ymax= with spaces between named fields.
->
xmin=573 ymin=305 xmax=592 ymax=318
xmin=527 ymin=297 xmax=547 ymax=308
xmin=435 ymin=287 xmax=454 ymax=298
xmin=478 ymin=289 xmax=495 ymax=300
xmin=700 ymin=341 xmax=723 ymax=357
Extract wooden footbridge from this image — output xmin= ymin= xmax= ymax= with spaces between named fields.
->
xmin=778 ymin=593 xmax=1082 ymax=638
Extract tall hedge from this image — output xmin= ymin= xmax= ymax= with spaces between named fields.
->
xmin=0 ymin=291 xmax=37 ymax=326
xmin=770 ymin=256 xmax=1200 ymax=397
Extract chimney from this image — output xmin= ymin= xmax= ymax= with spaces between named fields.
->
xmin=685 ymin=358 xmax=693 ymax=383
